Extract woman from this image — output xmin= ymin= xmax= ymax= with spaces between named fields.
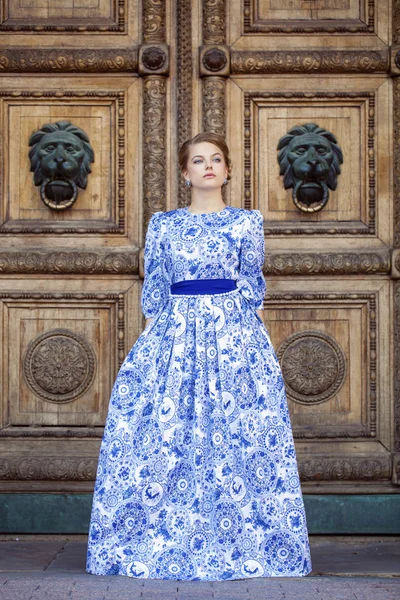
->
xmin=86 ymin=132 xmax=312 ymax=580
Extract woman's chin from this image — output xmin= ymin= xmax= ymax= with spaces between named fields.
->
xmin=194 ymin=179 xmax=223 ymax=190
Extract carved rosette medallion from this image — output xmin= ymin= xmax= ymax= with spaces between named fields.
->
xmin=139 ymin=44 xmax=169 ymax=75
xmin=142 ymin=46 xmax=166 ymax=71
xmin=277 ymin=331 xmax=346 ymax=404
xmin=203 ymin=48 xmax=227 ymax=72
xmin=23 ymin=329 xmax=96 ymax=404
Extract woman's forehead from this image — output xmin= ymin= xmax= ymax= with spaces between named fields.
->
xmin=188 ymin=141 xmax=222 ymax=158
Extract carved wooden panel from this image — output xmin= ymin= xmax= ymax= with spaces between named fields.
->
xmin=263 ymin=278 xmax=392 ymax=488
xmin=0 ymin=0 xmax=125 ymax=31
xmin=230 ymin=0 xmax=390 ymax=47
xmin=265 ymin=292 xmax=381 ymax=439
xmin=247 ymin=0 xmax=371 ymax=31
xmin=0 ymin=438 xmax=101 ymax=491
xmin=9 ymin=302 xmax=113 ymax=427
xmin=0 ymin=78 xmax=140 ymax=239
xmin=0 ymin=278 xmax=142 ymax=439
xmin=227 ymin=76 xmax=391 ymax=241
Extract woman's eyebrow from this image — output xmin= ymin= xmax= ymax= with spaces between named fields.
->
xmin=191 ymin=152 xmax=222 ymax=160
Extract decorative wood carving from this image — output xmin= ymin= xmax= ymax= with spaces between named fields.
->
xmin=201 ymin=2 xmax=227 ymax=140
xmin=1 ymin=290 xmax=127 ymax=438
xmin=0 ymin=455 xmax=391 ymax=483
xmin=393 ymin=454 xmax=400 ymax=485
xmin=177 ymin=0 xmax=192 ymax=208
xmin=29 ymin=121 xmax=95 ymax=211
xmin=231 ymin=51 xmax=389 ymax=75
xmin=0 ymin=0 xmax=126 ymax=32
xmin=394 ymin=0 xmax=400 ymax=43
xmin=203 ymin=77 xmax=226 ymax=137
xmin=139 ymin=44 xmax=169 ymax=76
xmin=394 ymin=79 xmax=400 ymax=247
xmin=143 ymin=0 xmax=166 ymax=43
xmin=143 ymin=76 xmax=167 ymax=227
xmin=23 ymin=329 xmax=96 ymax=404
xmin=0 ymin=48 xmax=138 ymax=73
xmin=244 ymin=91 xmax=376 ymax=236
xmin=243 ymin=0 xmax=375 ymax=34
xmin=203 ymin=47 xmax=227 ymax=71
xmin=266 ymin=292 xmax=378 ymax=439
xmin=0 ymin=428 xmax=104 ymax=438
xmin=0 ymin=90 xmax=127 ymax=235
xmin=0 ymin=457 xmax=97 ymax=480
xmin=0 ymin=250 xmax=387 ymax=276
xmin=200 ymin=45 xmax=230 ymax=77
xmin=277 ymin=331 xmax=346 ymax=405
xmin=265 ymin=252 xmax=390 ymax=275
xmin=394 ymin=283 xmax=400 ymax=452
xmin=0 ymin=251 xmax=138 ymax=274
xmin=277 ymin=123 xmax=343 ymax=214
xmin=202 ymin=0 xmax=226 ymax=45
xmin=298 ymin=456 xmax=391 ymax=482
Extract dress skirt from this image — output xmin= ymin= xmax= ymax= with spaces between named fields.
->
xmin=86 ymin=287 xmax=312 ymax=580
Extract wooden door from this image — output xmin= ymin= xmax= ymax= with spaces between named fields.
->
xmin=0 ymin=0 xmax=398 ymax=519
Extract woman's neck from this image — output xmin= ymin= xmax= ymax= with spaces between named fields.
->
xmin=188 ymin=188 xmax=225 ymax=213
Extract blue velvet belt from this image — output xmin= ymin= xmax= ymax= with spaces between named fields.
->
xmin=170 ymin=279 xmax=237 ymax=295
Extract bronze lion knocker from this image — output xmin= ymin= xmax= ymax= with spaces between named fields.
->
xmin=29 ymin=121 xmax=95 ymax=211
xmin=277 ymin=123 xmax=343 ymax=213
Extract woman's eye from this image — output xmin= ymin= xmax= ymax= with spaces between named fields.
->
xmin=213 ymin=157 xmax=221 ymax=162
xmin=193 ymin=159 xmax=202 ymax=164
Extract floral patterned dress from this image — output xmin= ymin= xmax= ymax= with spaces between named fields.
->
xmin=86 ymin=206 xmax=312 ymax=581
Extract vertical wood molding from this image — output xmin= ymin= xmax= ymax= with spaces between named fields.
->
xmin=176 ymin=0 xmax=192 ymax=207
xmin=393 ymin=0 xmax=400 ymax=460
xmin=202 ymin=1 xmax=226 ymax=137
xmin=394 ymin=283 xmax=400 ymax=453
xmin=202 ymin=77 xmax=226 ymax=137
xmin=142 ymin=0 xmax=167 ymax=228
xmin=394 ymin=79 xmax=400 ymax=247
xmin=394 ymin=0 xmax=400 ymax=44
xmin=142 ymin=76 xmax=167 ymax=229
xmin=143 ymin=0 xmax=166 ymax=43
xmin=202 ymin=0 xmax=226 ymax=45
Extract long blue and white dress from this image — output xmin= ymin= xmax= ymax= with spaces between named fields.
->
xmin=86 ymin=205 xmax=312 ymax=581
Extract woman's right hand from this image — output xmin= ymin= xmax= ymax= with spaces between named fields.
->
xmin=145 ymin=317 xmax=154 ymax=329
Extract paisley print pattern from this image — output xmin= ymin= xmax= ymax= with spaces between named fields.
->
xmin=87 ymin=206 xmax=312 ymax=580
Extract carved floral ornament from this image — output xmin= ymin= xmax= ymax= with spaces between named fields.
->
xmin=29 ymin=121 xmax=94 ymax=211
xmin=23 ymin=329 xmax=96 ymax=404
xmin=277 ymin=331 xmax=347 ymax=405
xmin=139 ymin=44 xmax=169 ymax=75
xmin=277 ymin=123 xmax=343 ymax=213
xmin=203 ymin=48 xmax=227 ymax=72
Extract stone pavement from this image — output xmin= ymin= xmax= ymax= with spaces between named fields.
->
xmin=0 ymin=536 xmax=399 ymax=600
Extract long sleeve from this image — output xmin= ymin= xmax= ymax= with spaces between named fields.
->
xmin=237 ymin=210 xmax=266 ymax=310
xmin=141 ymin=211 xmax=170 ymax=319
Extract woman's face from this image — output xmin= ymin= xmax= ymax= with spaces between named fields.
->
xmin=183 ymin=142 xmax=228 ymax=190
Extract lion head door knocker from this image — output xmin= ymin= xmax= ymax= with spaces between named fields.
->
xmin=28 ymin=121 xmax=94 ymax=211
xmin=277 ymin=123 xmax=343 ymax=213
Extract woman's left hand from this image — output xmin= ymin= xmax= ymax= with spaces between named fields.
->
xmin=256 ymin=309 xmax=264 ymax=323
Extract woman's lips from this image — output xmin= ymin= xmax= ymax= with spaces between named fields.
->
xmin=204 ymin=174 xmax=216 ymax=178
